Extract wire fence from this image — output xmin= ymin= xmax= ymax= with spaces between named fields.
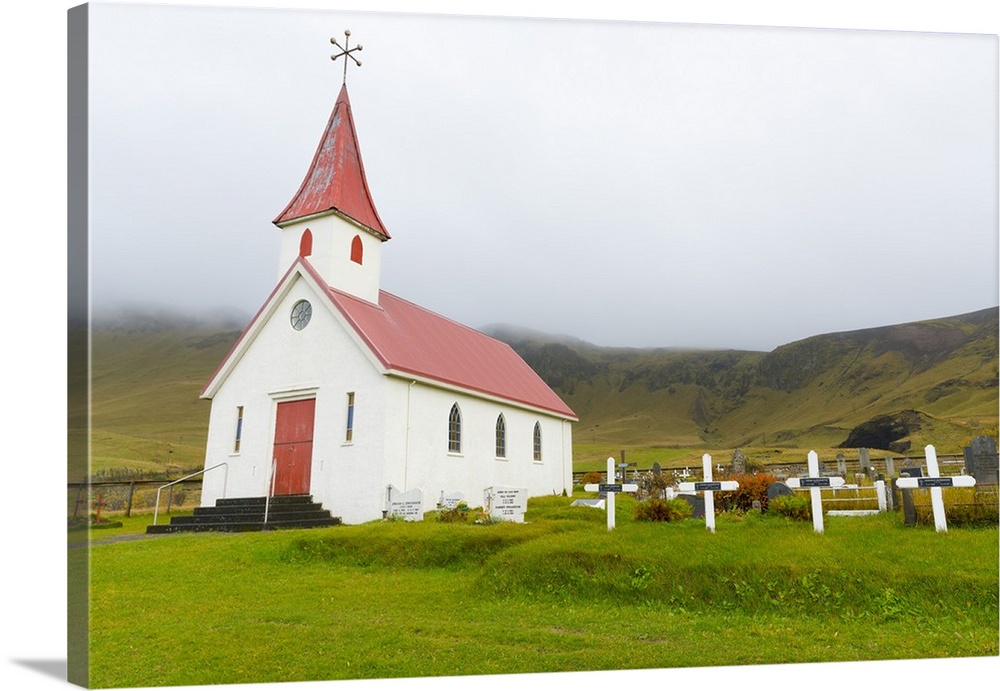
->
xmin=68 ymin=478 xmax=204 ymax=522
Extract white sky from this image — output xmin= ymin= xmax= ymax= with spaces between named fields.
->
xmin=81 ymin=1 xmax=998 ymax=351
xmin=2 ymin=4 xmax=1000 ymax=691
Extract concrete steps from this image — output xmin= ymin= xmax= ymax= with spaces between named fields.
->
xmin=146 ymin=494 xmax=341 ymax=534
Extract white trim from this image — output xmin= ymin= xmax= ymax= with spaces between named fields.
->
xmin=274 ymin=207 xmax=388 ymax=242
xmin=268 ymin=385 xmax=320 ymax=401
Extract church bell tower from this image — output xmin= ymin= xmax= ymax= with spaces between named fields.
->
xmin=272 ymin=31 xmax=389 ymax=304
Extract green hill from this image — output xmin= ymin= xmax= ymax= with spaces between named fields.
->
xmin=80 ymin=307 xmax=998 ymax=478
xmin=486 ymin=308 xmax=999 ymax=456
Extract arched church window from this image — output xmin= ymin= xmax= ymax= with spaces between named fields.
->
xmin=533 ymin=422 xmax=542 ymax=462
xmin=299 ymin=228 xmax=313 ymax=257
xmin=495 ymin=414 xmax=507 ymax=458
xmin=448 ymin=403 xmax=462 ymax=454
xmin=351 ymin=235 xmax=364 ymax=265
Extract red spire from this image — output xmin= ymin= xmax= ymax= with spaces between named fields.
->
xmin=274 ymin=83 xmax=390 ymax=239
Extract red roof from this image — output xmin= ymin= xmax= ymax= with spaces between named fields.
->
xmin=202 ymin=259 xmax=575 ymax=420
xmin=328 ymin=286 xmax=577 ymax=419
xmin=273 ymin=84 xmax=390 ymax=239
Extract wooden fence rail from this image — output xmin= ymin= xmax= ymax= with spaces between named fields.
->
xmin=572 ymin=453 xmax=972 ymax=485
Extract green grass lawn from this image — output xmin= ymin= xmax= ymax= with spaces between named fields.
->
xmin=82 ymin=493 xmax=998 ymax=689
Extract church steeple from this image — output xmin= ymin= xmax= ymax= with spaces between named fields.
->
xmin=273 ymin=82 xmax=389 ymax=239
xmin=273 ymin=33 xmax=388 ymax=304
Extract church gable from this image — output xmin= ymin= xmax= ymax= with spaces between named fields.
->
xmin=200 ymin=258 xmax=386 ymax=400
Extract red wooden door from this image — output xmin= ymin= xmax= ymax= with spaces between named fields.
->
xmin=272 ymin=398 xmax=315 ymax=495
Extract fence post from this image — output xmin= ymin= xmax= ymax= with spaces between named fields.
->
xmin=125 ymin=480 xmax=136 ymax=518
xmin=72 ymin=478 xmax=87 ymax=519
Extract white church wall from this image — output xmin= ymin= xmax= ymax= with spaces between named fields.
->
xmin=277 ymin=214 xmax=383 ymax=303
xmin=380 ymin=377 xmax=573 ymax=518
xmin=201 ymin=269 xmax=574 ymax=525
xmin=201 ymin=274 xmax=390 ymax=520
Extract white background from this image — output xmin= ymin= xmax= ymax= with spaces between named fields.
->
xmin=2 ymin=2 xmax=998 ymax=691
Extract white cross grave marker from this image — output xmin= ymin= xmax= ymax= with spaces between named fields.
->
xmin=584 ymin=456 xmax=638 ymax=531
xmin=896 ymin=444 xmax=975 ymax=533
xmin=677 ymin=454 xmax=739 ymax=533
xmin=786 ymin=450 xmax=845 ymax=533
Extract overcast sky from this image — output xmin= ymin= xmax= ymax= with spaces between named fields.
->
xmin=82 ymin=3 xmax=998 ymax=351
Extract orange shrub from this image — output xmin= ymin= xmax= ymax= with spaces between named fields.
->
xmin=716 ymin=473 xmax=779 ymax=512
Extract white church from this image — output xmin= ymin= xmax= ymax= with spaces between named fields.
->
xmin=197 ymin=68 xmax=576 ymax=524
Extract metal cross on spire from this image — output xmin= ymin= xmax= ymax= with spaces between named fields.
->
xmin=330 ymin=29 xmax=363 ymax=83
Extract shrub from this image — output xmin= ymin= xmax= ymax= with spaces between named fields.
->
xmin=768 ymin=494 xmax=810 ymax=521
xmin=636 ymin=471 xmax=671 ymax=501
xmin=716 ymin=473 xmax=779 ymax=513
xmin=436 ymin=502 xmax=471 ymax=523
xmin=580 ymin=472 xmax=604 ymax=486
xmin=634 ymin=498 xmax=692 ymax=522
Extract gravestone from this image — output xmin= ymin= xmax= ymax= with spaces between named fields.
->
xmin=731 ymin=448 xmax=746 ymax=475
xmin=652 ymin=462 xmax=661 ymax=476
xmin=885 ymin=456 xmax=895 ymax=478
xmin=767 ymin=481 xmax=794 ymax=502
xmin=897 ymin=446 xmax=976 ymax=532
xmin=438 ymin=491 xmax=465 ymax=510
xmin=386 ymin=486 xmax=424 ymax=521
xmin=786 ymin=451 xmax=847 ymax=533
xmin=484 ymin=486 xmax=528 ymax=523
xmin=584 ymin=457 xmax=639 ymax=530
xmin=893 ymin=478 xmax=915 ymax=525
xmin=964 ymin=436 xmax=999 ymax=485
xmin=677 ymin=493 xmax=705 ymax=518
xmin=677 ymin=454 xmax=739 ymax=532
xmin=898 ymin=462 xmax=920 ymax=513
xmin=836 ymin=453 xmax=847 ymax=475
xmin=859 ymin=448 xmax=873 ymax=477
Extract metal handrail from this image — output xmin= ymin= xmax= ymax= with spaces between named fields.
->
xmin=152 ymin=462 xmax=229 ymax=526
xmin=263 ymin=458 xmax=278 ymax=525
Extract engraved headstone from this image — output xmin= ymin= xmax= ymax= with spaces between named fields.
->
xmin=731 ymin=448 xmax=746 ymax=475
xmin=386 ymin=485 xmax=424 ymax=521
xmin=438 ymin=491 xmax=465 ymax=510
xmin=484 ymin=486 xmax=528 ymax=523
xmin=964 ymin=436 xmax=999 ymax=485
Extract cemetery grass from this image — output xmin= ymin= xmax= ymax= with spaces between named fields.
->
xmin=87 ymin=496 xmax=998 ymax=688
